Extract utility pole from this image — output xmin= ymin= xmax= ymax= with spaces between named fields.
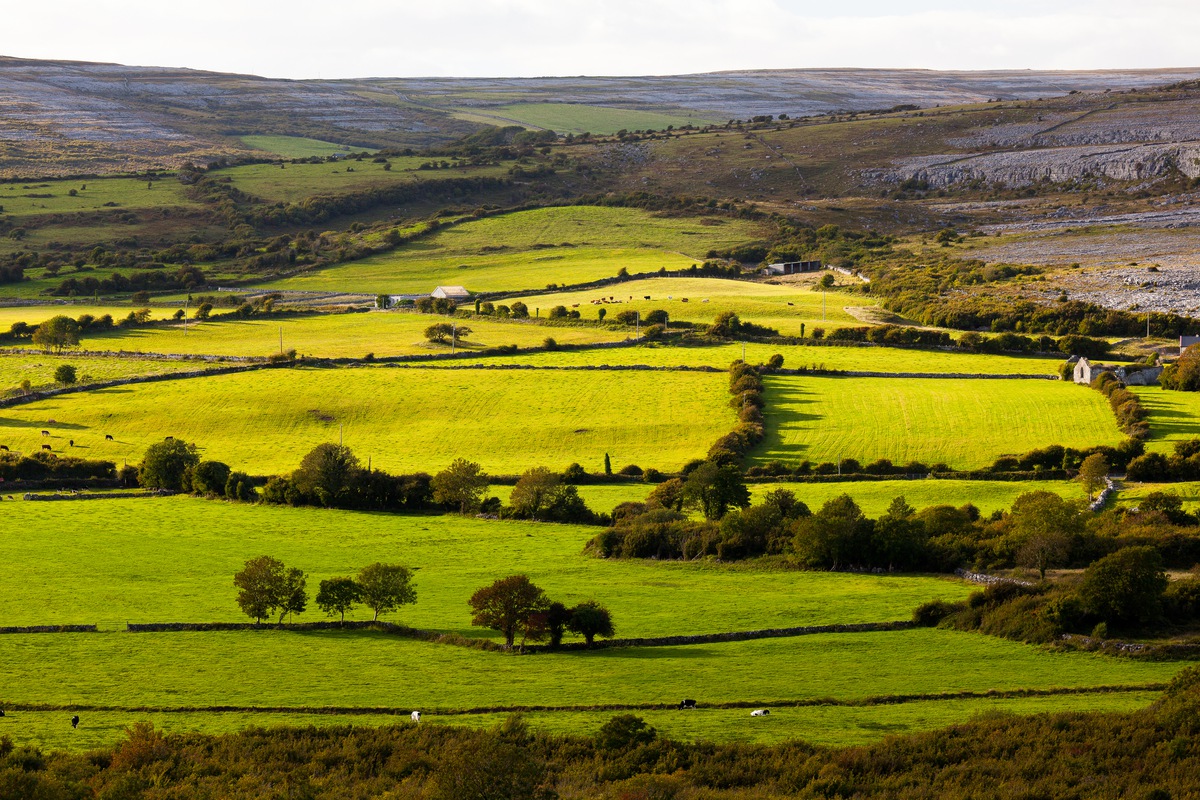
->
xmin=822 ymin=288 xmax=826 ymax=321
xmin=742 ymin=341 xmax=746 ymax=361
xmin=451 ymin=321 xmax=456 ymax=354
xmin=279 ymin=326 xmax=283 ymax=355
xmin=182 ymin=297 xmax=189 ymax=336
xmin=636 ymin=311 xmax=640 ymax=339
xmin=339 ymin=424 xmax=343 ymax=447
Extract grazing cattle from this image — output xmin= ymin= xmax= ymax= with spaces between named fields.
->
xmin=164 ymin=436 xmax=173 ymax=441
xmin=644 ymin=295 xmax=651 ymax=300
xmin=69 ymin=440 xmax=74 ymax=447
xmin=411 ymin=711 xmax=421 ymax=722
xmin=678 ymin=699 xmax=697 ymax=710
xmin=41 ymin=444 xmax=52 ymax=451
xmin=105 ymin=434 xmax=114 ymax=441
xmin=0 ymin=709 xmax=5 ymax=717
xmin=681 ymin=298 xmax=689 ymax=303
xmin=71 ymin=715 xmax=79 ymax=728
xmin=0 ymin=445 xmax=8 ymax=451
xmin=787 ymin=302 xmax=794 ymax=306
xmin=41 ymin=430 xmax=49 ymax=437
xmin=751 ymin=709 xmax=769 ymax=717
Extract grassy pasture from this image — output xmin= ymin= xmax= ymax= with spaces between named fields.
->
xmin=509 ymin=277 xmax=862 ymax=336
xmin=1117 ymin=481 xmax=1200 ymax=511
xmin=755 ymin=376 xmax=1124 ymax=470
xmin=0 ymin=630 xmax=1178 ymax=732
xmin=0 ymin=176 xmax=199 ymax=220
xmin=64 ymin=311 xmax=627 ymax=359
xmin=1131 ymin=386 xmax=1200 ymax=453
xmin=0 ymin=353 xmax=219 ymax=393
xmin=457 ymin=340 xmax=1065 ymax=375
xmin=479 ymin=103 xmax=717 ymax=134
xmin=261 ymin=206 xmax=771 ymax=294
xmin=217 ymin=159 xmax=509 ymax=204
xmin=0 ymin=366 xmax=730 ymax=473
xmin=239 ymin=135 xmax=378 ymax=158
xmin=0 ymin=497 xmax=967 ymax=632
xmin=0 ymin=304 xmax=180 ymax=329
xmin=3 ymin=691 xmax=1162 ymax=753
xmin=518 ymin=479 xmax=1084 ymax=519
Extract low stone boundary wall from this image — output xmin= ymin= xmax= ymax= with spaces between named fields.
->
xmin=777 ymin=369 xmax=1058 ymax=380
xmin=954 ymin=568 xmax=1035 ymax=588
xmin=0 ymin=624 xmax=96 ymax=634
xmin=1060 ymin=633 xmax=1200 ymax=660
xmin=1090 ymin=477 xmax=1116 ymax=511
xmin=21 ymin=490 xmax=176 ymax=502
xmin=536 ymin=620 xmax=914 ymax=652
xmin=0 ymin=362 xmax=281 ymax=409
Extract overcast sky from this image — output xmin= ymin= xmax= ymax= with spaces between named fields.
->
xmin=5 ymin=0 xmax=1200 ymax=79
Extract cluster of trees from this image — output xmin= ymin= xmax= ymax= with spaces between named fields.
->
xmin=2 ymin=310 xmax=166 ymax=348
xmin=922 ymin=547 xmax=1200 ymax=642
xmin=822 ymin=324 xmax=953 ymax=347
xmin=1162 ymin=343 xmax=1200 ymax=391
xmin=0 ymin=450 xmax=116 ymax=483
xmin=1126 ymin=438 xmax=1200 ymax=482
xmin=424 ymin=322 xmax=470 ymax=343
xmin=233 ymin=557 xmax=416 ymax=624
xmin=469 ymin=574 xmax=613 ymax=649
xmin=472 ymin=300 xmax=529 ymax=319
xmin=48 ymin=265 xmax=206 ymax=297
xmin=707 ymin=311 xmax=779 ymax=338
xmin=139 ymin=440 xmax=255 ymax=501
xmin=1091 ymin=371 xmax=1150 ymax=438
xmin=0 ymin=262 xmax=23 ymax=284
xmin=262 ymin=444 xmax=435 ymax=511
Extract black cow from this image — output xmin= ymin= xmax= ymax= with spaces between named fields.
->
xmin=105 ymin=434 xmax=114 ymax=441
xmin=69 ymin=440 xmax=74 ymax=447
xmin=40 ymin=430 xmax=50 ymax=437
xmin=71 ymin=715 xmax=79 ymax=729
xmin=164 ymin=436 xmax=173 ymax=441
xmin=0 ymin=709 xmax=5 ymax=717
xmin=0 ymin=445 xmax=8 ymax=451
xmin=679 ymin=699 xmax=697 ymax=710
xmin=41 ymin=444 xmax=52 ymax=451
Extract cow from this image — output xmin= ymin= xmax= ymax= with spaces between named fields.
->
xmin=678 ymin=699 xmax=696 ymax=710
xmin=41 ymin=444 xmax=52 ymax=451
xmin=681 ymin=298 xmax=689 ymax=303
xmin=105 ymin=434 xmax=114 ymax=441
xmin=0 ymin=709 xmax=5 ymax=717
xmin=69 ymin=440 xmax=74 ymax=447
xmin=164 ymin=436 xmax=173 ymax=441
xmin=411 ymin=711 xmax=421 ymax=723
xmin=644 ymin=295 xmax=651 ymax=300
xmin=0 ymin=445 xmax=8 ymax=451
xmin=71 ymin=715 xmax=79 ymax=729
xmin=751 ymin=709 xmax=769 ymax=717
xmin=40 ymin=430 xmax=50 ymax=437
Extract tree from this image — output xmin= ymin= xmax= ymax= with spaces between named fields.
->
xmin=32 ymin=315 xmax=80 ymax=353
xmin=819 ymin=272 xmax=836 ymax=289
xmin=546 ymin=601 xmax=572 ymax=648
xmin=277 ymin=567 xmax=308 ymax=623
xmin=510 ymin=301 xmax=529 ymax=319
xmin=316 ymin=577 xmax=361 ymax=622
xmin=468 ymin=575 xmax=549 ymax=648
xmin=1079 ymin=546 xmax=1168 ymax=626
xmin=596 ymin=714 xmax=656 ymax=750
xmin=190 ymin=460 xmax=231 ymax=495
xmin=568 ymin=600 xmax=614 ymax=645
xmin=792 ymin=494 xmax=873 ymax=570
xmin=1078 ymin=453 xmax=1110 ymax=500
xmin=432 ymin=458 xmax=489 ymax=514
xmin=597 ymin=307 xmax=607 ymax=322
xmin=603 ymin=453 xmax=612 ymax=475
xmin=509 ymin=467 xmax=578 ymax=521
xmin=707 ymin=311 xmax=743 ymax=337
xmin=233 ymin=556 xmax=285 ymax=623
xmin=139 ymin=439 xmax=200 ymax=491
xmin=425 ymin=322 xmax=471 ymax=343
xmin=870 ymin=496 xmax=926 ymax=570
xmin=357 ymin=562 xmax=417 ymax=620
xmin=53 ymin=364 xmax=77 ymax=385
xmin=681 ymin=460 xmax=750 ymax=520
xmin=292 ymin=443 xmax=360 ymax=506
xmin=1009 ymin=491 xmax=1082 ymax=579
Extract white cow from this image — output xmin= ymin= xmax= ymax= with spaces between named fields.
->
xmin=411 ymin=711 xmax=421 ymax=722
xmin=751 ymin=709 xmax=769 ymax=717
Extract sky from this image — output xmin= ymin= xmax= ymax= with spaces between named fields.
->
xmin=4 ymin=0 xmax=1200 ymax=79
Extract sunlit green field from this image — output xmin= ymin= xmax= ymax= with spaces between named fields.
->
xmin=0 ymin=497 xmax=967 ymax=631
xmin=1132 ymin=386 xmax=1200 ymax=453
xmin=1117 ymin=481 xmax=1200 ymax=510
xmin=0 ymin=304 xmax=180 ymax=329
xmin=755 ymin=376 xmax=1124 ymax=470
xmin=458 ymin=340 xmax=1065 ymax=375
xmin=0 ymin=366 xmax=730 ymax=473
xmin=524 ymin=479 xmax=1085 ymax=518
xmin=510 ymin=277 xmax=862 ymax=336
xmin=0 ymin=352 xmax=220 ymax=393
xmin=0 ymin=175 xmax=199 ymax=219
xmin=478 ymin=103 xmax=717 ymax=134
xmin=239 ymin=135 xmax=378 ymax=158
xmin=66 ymin=311 xmax=627 ymax=358
xmin=261 ymin=206 xmax=771 ymax=294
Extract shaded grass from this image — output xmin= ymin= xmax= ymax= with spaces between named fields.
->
xmin=1131 ymin=386 xmax=1200 ymax=453
xmin=239 ymin=135 xmax=377 ymax=158
xmin=756 ymin=376 xmax=1125 ymax=470
xmin=1 ymin=691 xmax=1162 ymax=753
xmin=0 ymin=366 xmax=732 ymax=474
xmin=510 ymin=277 xmax=863 ymax=336
xmin=0 ymin=497 xmax=968 ymax=632
xmin=0 ymin=352 xmax=221 ymax=394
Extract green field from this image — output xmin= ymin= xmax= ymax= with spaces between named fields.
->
xmin=526 ymin=479 xmax=1085 ymax=518
xmin=0 ymin=496 xmax=967 ymax=631
xmin=477 ymin=103 xmax=717 ymax=134
xmin=458 ymin=340 xmax=1065 ymax=374
xmin=510 ymin=276 xmax=862 ymax=336
xmin=217 ymin=159 xmax=508 ymax=204
xmin=239 ymin=135 xmax=378 ymax=158
xmin=1132 ymin=386 xmax=1200 ymax=453
xmin=755 ymin=376 xmax=1125 ymax=470
xmin=0 ymin=304 xmax=180 ymax=329
xmin=0 ymin=176 xmax=199 ymax=219
xmin=62 ymin=311 xmax=627 ymax=359
xmin=1117 ymin=481 xmax=1200 ymax=511
xmin=0 ymin=366 xmax=730 ymax=473
xmin=261 ymin=206 xmax=771 ymax=294
xmin=0 ymin=352 xmax=220 ymax=393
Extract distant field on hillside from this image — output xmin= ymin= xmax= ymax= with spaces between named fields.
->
xmin=0 ymin=175 xmax=199 ymax=219
xmin=756 ymin=376 xmax=1124 ymax=470
xmin=0 ymin=352 xmax=218 ymax=393
xmin=0 ymin=366 xmax=730 ymax=473
xmin=217 ymin=158 xmax=509 ymax=203
xmin=458 ymin=340 xmax=1064 ymax=374
xmin=0 ymin=305 xmax=180 ymax=328
xmin=262 ymin=206 xmax=770 ymax=294
xmin=510 ymin=276 xmax=862 ymax=336
xmin=239 ymin=135 xmax=378 ymax=158
xmin=59 ymin=311 xmax=627 ymax=358
xmin=1131 ymin=386 xmax=1200 ymax=453
xmin=477 ymin=103 xmax=717 ymax=134
xmin=0 ymin=497 xmax=967 ymax=631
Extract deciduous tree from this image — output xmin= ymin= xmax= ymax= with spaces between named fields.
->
xmin=432 ymin=458 xmax=489 ymax=514
xmin=568 ymin=600 xmax=614 ymax=646
xmin=32 ymin=315 xmax=80 ymax=353
xmin=468 ymin=575 xmax=549 ymax=648
xmin=316 ymin=577 xmax=361 ymax=622
xmin=357 ymin=563 xmax=417 ymax=620
xmin=139 ymin=439 xmax=200 ymax=491
xmin=234 ymin=556 xmax=286 ymax=623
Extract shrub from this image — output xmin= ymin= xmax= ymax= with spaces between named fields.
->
xmin=53 ymin=364 xmax=77 ymax=385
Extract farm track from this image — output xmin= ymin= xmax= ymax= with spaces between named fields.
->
xmin=0 ymin=684 xmax=1165 ymax=717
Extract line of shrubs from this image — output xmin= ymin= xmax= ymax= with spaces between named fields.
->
xmin=0 ymin=451 xmax=117 ymax=483
xmin=1090 ymin=371 xmax=1150 ymax=438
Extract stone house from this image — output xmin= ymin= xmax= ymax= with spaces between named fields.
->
xmin=1072 ymin=357 xmax=1162 ymax=386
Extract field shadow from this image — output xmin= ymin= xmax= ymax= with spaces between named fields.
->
xmin=0 ymin=417 xmax=89 ymax=432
